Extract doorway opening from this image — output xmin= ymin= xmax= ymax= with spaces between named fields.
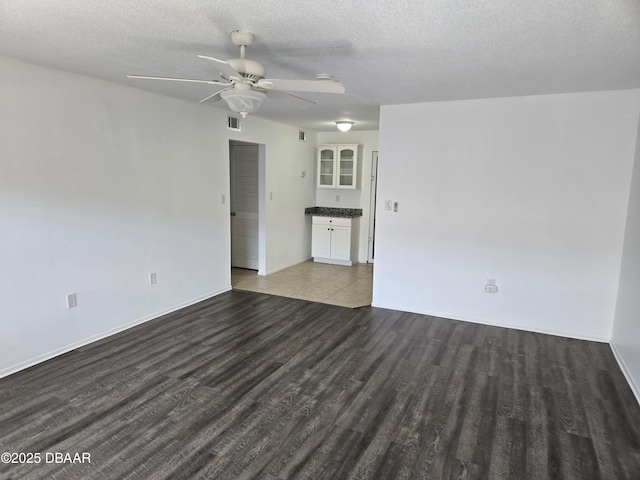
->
xmin=229 ymin=140 xmax=265 ymax=274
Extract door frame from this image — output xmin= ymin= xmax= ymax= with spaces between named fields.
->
xmin=367 ymin=151 xmax=379 ymax=263
xmin=257 ymin=143 xmax=266 ymax=275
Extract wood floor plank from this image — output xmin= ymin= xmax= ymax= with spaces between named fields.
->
xmin=524 ymin=382 xmax=550 ymax=480
xmin=469 ymin=375 xmax=500 ymax=479
xmin=455 ymin=372 xmax=493 ymax=464
xmin=1 ymin=290 xmax=640 ymax=479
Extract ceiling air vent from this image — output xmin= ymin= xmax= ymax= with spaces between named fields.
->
xmin=227 ymin=115 xmax=241 ymax=131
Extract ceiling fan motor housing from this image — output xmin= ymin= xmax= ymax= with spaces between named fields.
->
xmin=225 ymin=58 xmax=266 ymax=82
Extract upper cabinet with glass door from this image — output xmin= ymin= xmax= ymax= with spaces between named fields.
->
xmin=317 ymin=144 xmax=358 ymax=189
xmin=318 ymin=147 xmax=336 ymax=187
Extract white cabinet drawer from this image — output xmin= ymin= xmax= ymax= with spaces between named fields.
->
xmin=312 ymin=216 xmax=352 ymax=227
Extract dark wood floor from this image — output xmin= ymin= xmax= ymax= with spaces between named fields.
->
xmin=1 ymin=291 xmax=639 ymax=479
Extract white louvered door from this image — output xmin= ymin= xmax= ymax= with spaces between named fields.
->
xmin=230 ymin=144 xmax=259 ymax=270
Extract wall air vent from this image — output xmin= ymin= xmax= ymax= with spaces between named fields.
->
xmin=227 ymin=115 xmax=241 ymax=131
xmin=299 ymin=130 xmax=307 ymax=142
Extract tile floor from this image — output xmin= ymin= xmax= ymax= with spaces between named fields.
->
xmin=231 ymin=260 xmax=373 ymax=308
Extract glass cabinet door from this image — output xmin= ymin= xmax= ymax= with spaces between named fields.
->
xmin=338 ymin=148 xmax=355 ymax=187
xmin=319 ymin=148 xmax=335 ymax=187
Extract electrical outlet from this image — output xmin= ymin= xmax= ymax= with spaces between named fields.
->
xmin=66 ymin=293 xmax=77 ymax=309
xmin=484 ymin=284 xmax=498 ymax=293
xmin=335 ymin=194 xmax=340 ymax=202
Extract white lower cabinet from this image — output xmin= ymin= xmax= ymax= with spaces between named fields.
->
xmin=311 ymin=216 xmax=358 ymax=265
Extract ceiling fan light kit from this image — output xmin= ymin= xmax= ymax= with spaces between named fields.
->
xmin=127 ymin=29 xmax=345 ymax=117
xmin=221 ymin=88 xmax=265 ymax=118
xmin=336 ymin=121 xmax=354 ymax=132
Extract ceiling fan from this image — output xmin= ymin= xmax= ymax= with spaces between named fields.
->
xmin=128 ymin=30 xmax=345 ymax=117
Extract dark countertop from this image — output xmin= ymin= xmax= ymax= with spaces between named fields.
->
xmin=305 ymin=207 xmax=363 ymax=218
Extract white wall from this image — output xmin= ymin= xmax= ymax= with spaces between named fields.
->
xmin=374 ymin=90 xmax=640 ymax=341
xmin=230 ymin=119 xmax=318 ymax=274
xmin=316 ymin=131 xmax=379 ymax=262
xmin=612 ymin=114 xmax=640 ymax=402
xmin=0 ymin=56 xmax=315 ymax=376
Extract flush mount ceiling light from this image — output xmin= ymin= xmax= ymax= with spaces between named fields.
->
xmin=335 ymin=121 xmax=354 ymax=132
xmin=220 ymin=87 xmax=266 ymax=118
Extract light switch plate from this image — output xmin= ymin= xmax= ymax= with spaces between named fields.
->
xmin=66 ymin=293 xmax=77 ymax=309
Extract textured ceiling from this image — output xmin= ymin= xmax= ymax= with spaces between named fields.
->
xmin=1 ymin=0 xmax=639 ymax=131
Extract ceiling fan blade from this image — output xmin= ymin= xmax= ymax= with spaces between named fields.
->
xmin=199 ymin=88 xmax=231 ymax=104
xmin=197 ymin=55 xmax=243 ymax=81
xmin=265 ymin=90 xmax=316 ymax=108
xmin=256 ymin=78 xmax=345 ymax=94
xmin=127 ymin=74 xmax=230 ymax=86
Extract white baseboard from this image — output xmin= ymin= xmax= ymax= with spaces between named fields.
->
xmin=0 ymin=286 xmax=231 ymax=380
xmin=610 ymin=342 xmax=640 ymax=407
xmin=312 ymin=257 xmax=352 ymax=266
xmin=261 ymin=257 xmax=312 ymax=276
xmin=370 ymin=300 xmax=611 ymax=343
